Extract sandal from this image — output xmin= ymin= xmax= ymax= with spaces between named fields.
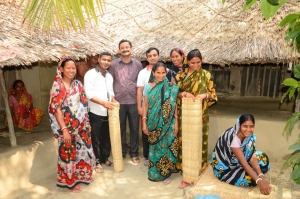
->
xmin=178 ymin=181 xmax=190 ymax=189
xmin=72 ymin=185 xmax=82 ymax=193
xmin=131 ymin=156 xmax=140 ymax=164
xmin=95 ymin=164 xmax=104 ymax=173
xmin=104 ymin=160 xmax=114 ymax=167
xmin=163 ymin=177 xmax=172 ymax=185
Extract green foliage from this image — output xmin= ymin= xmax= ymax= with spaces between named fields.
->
xmin=223 ymin=0 xmax=286 ymax=19
xmin=19 ymin=0 xmax=105 ymax=32
xmin=294 ymin=64 xmax=300 ymax=79
xmin=243 ymin=0 xmax=257 ymax=11
xmin=279 ymin=13 xmax=300 ymax=53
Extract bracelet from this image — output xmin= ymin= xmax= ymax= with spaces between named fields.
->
xmin=205 ymin=93 xmax=208 ymax=99
xmin=174 ymin=115 xmax=178 ymax=118
xmin=255 ymin=178 xmax=262 ymax=184
xmin=258 ymin=173 xmax=264 ymax=178
xmin=61 ymin=127 xmax=67 ymax=131
xmin=142 ymin=117 xmax=147 ymax=120
xmin=182 ymin=92 xmax=186 ymax=98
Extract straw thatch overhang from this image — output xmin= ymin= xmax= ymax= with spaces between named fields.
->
xmin=1 ymin=0 xmax=300 ymax=67
xmin=96 ymin=0 xmax=300 ymax=65
xmin=0 ymin=3 xmax=116 ymax=68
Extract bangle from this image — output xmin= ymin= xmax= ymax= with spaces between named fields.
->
xmin=205 ymin=93 xmax=208 ymax=99
xmin=174 ymin=115 xmax=178 ymax=118
xmin=142 ymin=117 xmax=147 ymax=120
xmin=258 ymin=173 xmax=264 ymax=178
xmin=61 ymin=127 xmax=67 ymax=131
xmin=255 ymin=178 xmax=262 ymax=184
xmin=182 ymin=92 xmax=186 ymax=98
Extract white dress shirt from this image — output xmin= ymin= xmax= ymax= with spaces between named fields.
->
xmin=84 ymin=68 xmax=114 ymax=116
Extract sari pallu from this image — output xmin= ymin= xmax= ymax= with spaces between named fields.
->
xmin=211 ymin=119 xmax=270 ymax=187
xmin=146 ymin=78 xmax=179 ymax=181
xmin=9 ymin=82 xmax=43 ymax=131
xmin=175 ymin=67 xmax=217 ymax=172
xmin=48 ymin=68 xmax=95 ymax=189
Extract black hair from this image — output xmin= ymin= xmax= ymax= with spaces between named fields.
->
xmin=239 ymin=114 xmax=255 ymax=126
xmin=60 ymin=58 xmax=76 ymax=68
xmin=186 ymin=49 xmax=202 ymax=62
xmin=119 ymin=39 xmax=132 ymax=49
xmin=146 ymin=47 xmax=160 ymax=57
xmin=152 ymin=62 xmax=167 ymax=73
xmin=170 ymin=48 xmax=184 ymax=57
xmin=13 ymin=80 xmax=24 ymax=89
xmin=99 ymin=52 xmax=112 ymax=58
xmin=59 ymin=58 xmax=77 ymax=79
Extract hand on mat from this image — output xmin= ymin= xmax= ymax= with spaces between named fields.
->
xmin=185 ymin=92 xmax=195 ymax=101
xmin=257 ymin=178 xmax=272 ymax=195
xmin=196 ymin=94 xmax=206 ymax=100
xmin=102 ymin=101 xmax=115 ymax=110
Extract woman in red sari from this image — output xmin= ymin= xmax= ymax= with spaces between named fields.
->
xmin=48 ymin=58 xmax=95 ymax=193
xmin=9 ymin=80 xmax=43 ymax=131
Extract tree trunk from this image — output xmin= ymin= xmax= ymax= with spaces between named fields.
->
xmin=295 ymin=92 xmax=300 ymax=113
xmin=0 ymin=69 xmax=17 ymax=147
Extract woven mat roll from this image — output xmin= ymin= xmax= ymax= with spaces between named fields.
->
xmin=108 ymin=102 xmax=124 ymax=172
xmin=181 ymin=98 xmax=202 ymax=184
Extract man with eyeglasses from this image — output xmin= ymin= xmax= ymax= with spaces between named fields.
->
xmin=109 ymin=39 xmax=143 ymax=164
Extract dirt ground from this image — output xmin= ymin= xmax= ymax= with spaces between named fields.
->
xmin=0 ymin=96 xmax=299 ymax=199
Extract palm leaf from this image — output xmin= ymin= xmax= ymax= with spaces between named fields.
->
xmin=19 ymin=0 xmax=105 ymax=32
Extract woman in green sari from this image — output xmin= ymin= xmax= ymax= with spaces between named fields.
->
xmin=175 ymin=49 xmax=218 ymax=188
xmin=142 ymin=62 xmax=179 ymax=184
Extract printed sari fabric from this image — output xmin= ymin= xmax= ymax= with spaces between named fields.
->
xmin=175 ymin=67 xmax=217 ymax=172
xmin=146 ymin=78 xmax=179 ymax=181
xmin=9 ymin=81 xmax=43 ymax=131
xmin=211 ymin=118 xmax=270 ymax=186
xmin=48 ymin=68 xmax=95 ymax=189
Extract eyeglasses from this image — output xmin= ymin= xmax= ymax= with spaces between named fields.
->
xmin=120 ymin=46 xmax=131 ymax=50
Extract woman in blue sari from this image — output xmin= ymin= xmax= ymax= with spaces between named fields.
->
xmin=142 ymin=62 xmax=179 ymax=184
xmin=211 ymin=114 xmax=272 ymax=195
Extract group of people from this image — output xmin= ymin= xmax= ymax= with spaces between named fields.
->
xmin=47 ymin=39 xmax=272 ymax=196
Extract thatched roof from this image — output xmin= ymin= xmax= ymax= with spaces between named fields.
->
xmin=1 ymin=0 xmax=300 ymax=67
xmin=96 ymin=0 xmax=300 ymax=65
xmin=0 ymin=3 xmax=116 ymax=68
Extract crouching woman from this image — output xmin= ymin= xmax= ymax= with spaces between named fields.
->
xmin=211 ymin=114 xmax=272 ymax=195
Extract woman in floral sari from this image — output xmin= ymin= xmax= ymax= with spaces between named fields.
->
xmin=142 ymin=62 xmax=179 ymax=184
xmin=9 ymin=80 xmax=43 ymax=131
xmin=175 ymin=49 xmax=217 ymax=188
xmin=48 ymin=58 xmax=95 ymax=193
xmin=211 ymin=114 xmax=271 ymax=195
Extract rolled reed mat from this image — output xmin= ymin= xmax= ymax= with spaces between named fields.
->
xmin=108 ymin=102 xmax=124 ymax=172
xmin=181 ymin=98 xmax=202 ymax=184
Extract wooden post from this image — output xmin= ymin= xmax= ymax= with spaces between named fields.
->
xmin=0 ymin=69 xmax=17 ymax=147
xmin=261 ymin=65 xmax=267 ymax=96
xmin=273 ymin=64 xmax=279 ymax=98
xmin=267 ymin=65 xmax=272 ymax=97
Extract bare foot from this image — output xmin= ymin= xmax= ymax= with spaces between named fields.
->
xmin=72 ymin=185 xmax=82 ymax=193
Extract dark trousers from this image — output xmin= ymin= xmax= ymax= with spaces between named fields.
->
xmin=89 ymin=112 xmax=111 ymax=165
xmin=119 ymin=104 xmax=139 ymax=157
xmin=141 ymin=118 xmax=149 ymax=159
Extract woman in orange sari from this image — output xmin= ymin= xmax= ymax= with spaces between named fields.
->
xmin=9 ymin=80 xmax=43 ymax=131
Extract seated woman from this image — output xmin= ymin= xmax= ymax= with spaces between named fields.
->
xmin=9 ymin=80 xmax=43 ymax=131
xmin=211 ymin=114 xmax=272 ymax=195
